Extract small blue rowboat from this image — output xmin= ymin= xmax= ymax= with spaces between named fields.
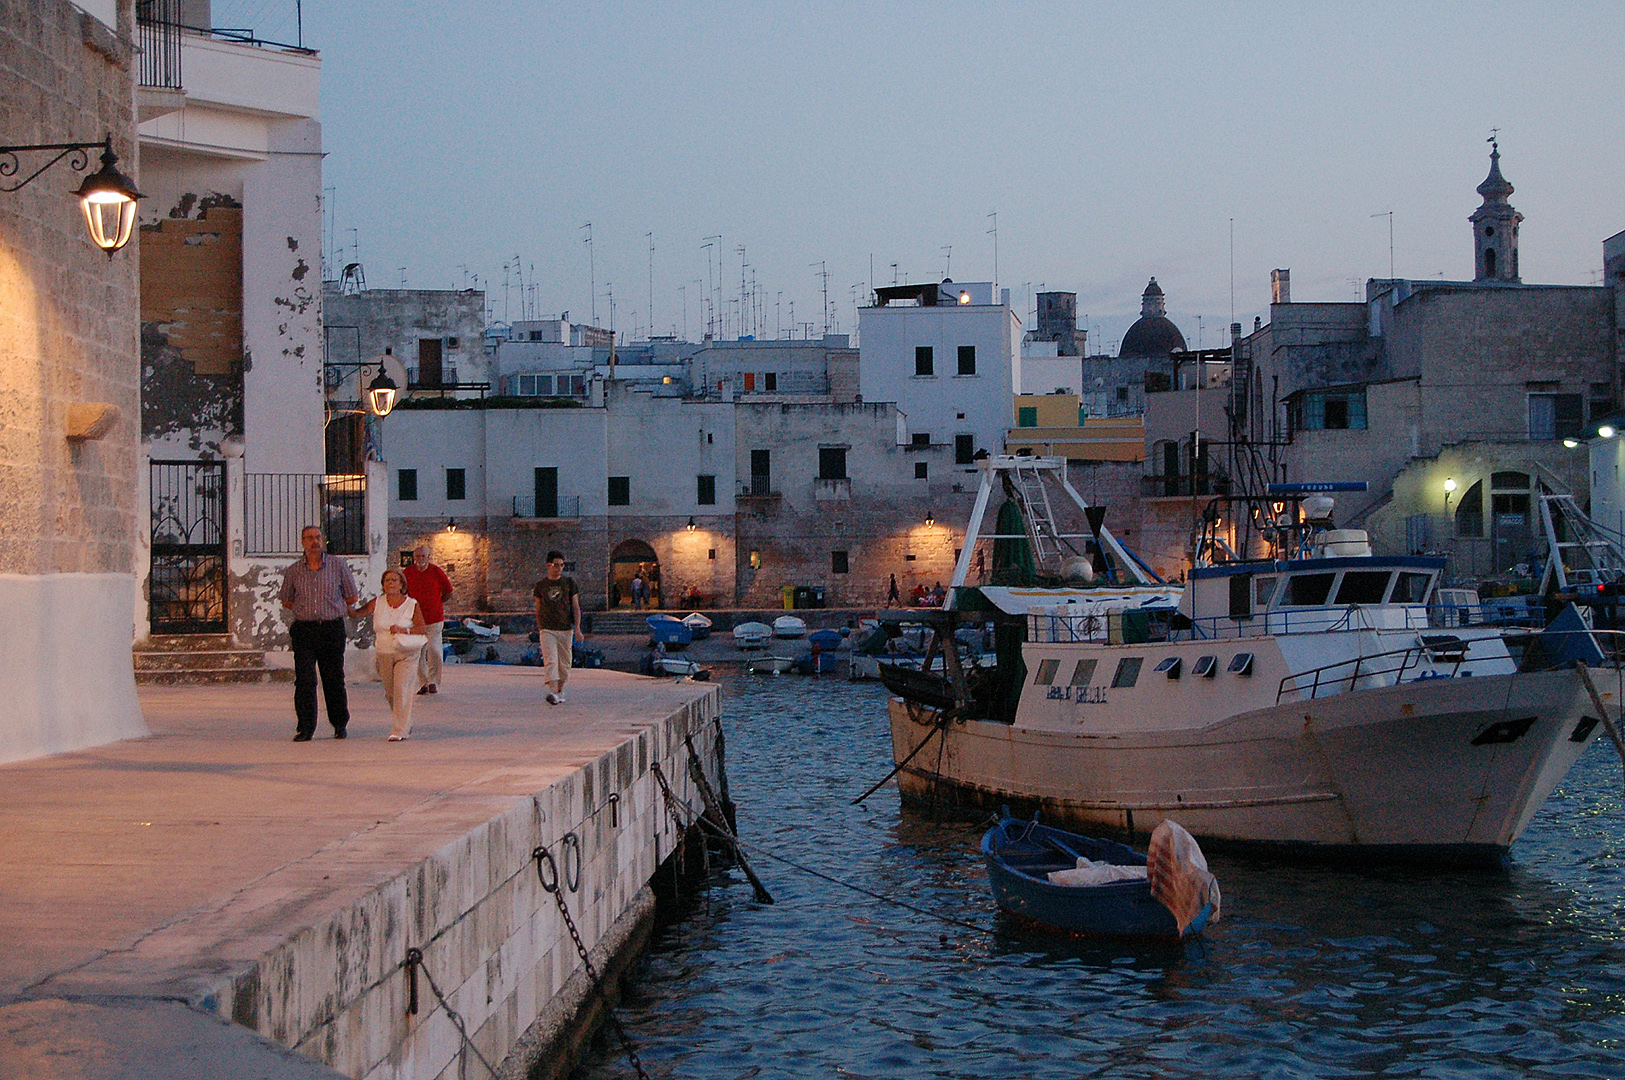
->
xmin=981 ymin=814 xmax=1219 ymax=939
xmin=647 ymin=614 xmax=692 ymax=648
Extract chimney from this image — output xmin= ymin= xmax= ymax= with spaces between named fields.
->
xmin=1270 ymin=269 xmax=1291 ymax=305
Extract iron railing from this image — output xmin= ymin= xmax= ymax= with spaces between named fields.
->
xmin=244 ymin=473 xmax=366 ymax=556
xmin=512 ymin=494 xmax=581 ymax=519
xmin=136 ymin=1 xmax=183 ymax=89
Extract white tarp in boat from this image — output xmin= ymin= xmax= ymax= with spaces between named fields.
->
xmin=1147 ymin=820 xmax=1222 ymax=933
xmin=966 ymin=585 xmax=1182 ymax=617
xmin=1047 ymin=859 xmax=1148 ymax=886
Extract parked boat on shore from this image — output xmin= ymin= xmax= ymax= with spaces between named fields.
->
xmin=885 ymin=456 xmax=1622 ymax=865
xmin=773 ymin=615 xmax=808 ymax=638
xmin=732 ymin=621 xmax=771 ymax=650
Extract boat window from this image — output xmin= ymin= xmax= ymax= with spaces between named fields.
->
xmin=1033 ymin=658 xmax=1060 ymax=686
xmin=1154 ymin=656 xmax=1182 ymax=679
xmin=1110 ymin=657 xmax=1143 ymax=688
xmin=1335 ymin=571 xmax=1392 ymax=605
xmin=1394 ymin=572 xmax=1433 ymax=604
xmin=1254 ymin=577 xmax=1278 ymax=608
xmin=1192 ymin=655 xmax=1218 ymax=678
xmin=1069 ymin=659 xmax=1098 ymax=686
xmin=1285 ymin=573 xmax=1336 ymax=606
xmin=1228 ymin=652 xmax=1255 ymax=675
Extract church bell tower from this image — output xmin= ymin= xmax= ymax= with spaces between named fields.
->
xmin=1470 ymin=138 xmax=1522 ymax=283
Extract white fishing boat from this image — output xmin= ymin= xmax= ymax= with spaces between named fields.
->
xmin=773 ymin=615 xmax=808 ymax=638
xmin=680 ymin=612 xmax=714 ymax=639
xmin=732 ymin=621 xmax=772 ymax=649
xmin=746 ymin=655 xmax=796 ymax=675
xmin=884 ymin=456 xmax=1622 ymax=865
xmin=654 ymin=654 xmax=707 ymax=678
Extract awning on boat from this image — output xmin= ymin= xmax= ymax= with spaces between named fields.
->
xmin=955 ymin=585 xmax=1182 ymax=617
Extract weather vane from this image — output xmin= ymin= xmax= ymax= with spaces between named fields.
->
xmin=1487 ymin=127 xmax=1500 ymax=150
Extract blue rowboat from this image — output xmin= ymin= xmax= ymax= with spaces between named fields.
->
xmin=981 ymin=814 xmax=1217 ymax=939
xmin=647 ymin=614 xmax=692 ymax=648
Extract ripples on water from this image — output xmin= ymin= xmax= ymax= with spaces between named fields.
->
xmin=574 ymin=670 xmax=1625 ymax=1079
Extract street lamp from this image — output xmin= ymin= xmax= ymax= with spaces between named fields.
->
xmin=366 ymin=368 xmax=399 ymax=417
xmin=1 ymin=136 xmax=142 ymax=255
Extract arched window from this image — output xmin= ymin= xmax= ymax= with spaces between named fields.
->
xmin=1484 ymin=248 xmax=1497 ymax=277
xmin=1455 ymin=480 xmax=1484 ymax=537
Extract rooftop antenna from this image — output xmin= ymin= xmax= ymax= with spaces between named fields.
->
xmin=702 ymin=235 xmax=721 ymax=338
xmin=986 ymin=211 xmax=998 ymax=294
xmin=399 ymin=267 xmax=407 ymax=289
xmin=1229 ymin=217 xmax=1235 ymax=325
xmin=813 ymin=260 xmax=830 ymax=335
xmin=647 ymin=232 xmax=655 ymax=339
xmin=1371 ymin=211 xmax=1394 ymax=280
xmin=581 ymin=223 xmax=595 ymax=325
xmin=941 ymin=245 xmax=952 ymax=279
xmin=736 ymin=246 xmax=747 ymax=338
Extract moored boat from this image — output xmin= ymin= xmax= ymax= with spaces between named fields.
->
xmin=885 ymin=456 xmax=1621 ymax=865
xmin=746 ymin=655 xmax=795 ymax=675
xmin=647 ymin=614 xmax=692 ymax=648
xmin=773 ymin=615 xmax=808 ymax=638
xmin=732 ymin=621 xmax=771 ymax=650
xmin=680 ymin=612 xmax=713 ymax=639
xmin=982 ymin=814 xmax=1218 ymax=938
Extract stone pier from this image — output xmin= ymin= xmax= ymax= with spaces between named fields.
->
xmin=0 ymin=666 xmax=722 ymax=1079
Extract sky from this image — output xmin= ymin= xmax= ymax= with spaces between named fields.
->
xmin=234 ymin=1 xmax=1622 ymax=353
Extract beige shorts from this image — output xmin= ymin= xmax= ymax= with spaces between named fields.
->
xmin=539 ymin=629 xmax=573 ymax=684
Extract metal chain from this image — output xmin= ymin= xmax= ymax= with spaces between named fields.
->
xmin=533 ymin=846 xmax=651 ymax=1080
xmin=649 ymin=762 xmax=696 ymax=902
xmin=403 ymin=947 xmax=501 ymax=1080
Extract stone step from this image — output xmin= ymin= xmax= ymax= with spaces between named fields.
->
xmin=133 ymin=649 xmax=270 ymax=672
xmin=138 ymin=633 xmax=237 ymax=652
xmin=134 ymin=667 xmax=293 ymax=686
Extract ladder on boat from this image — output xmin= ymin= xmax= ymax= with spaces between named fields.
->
xmin=1537 ymin=492 xmax=1625 ymax=593
xmin=948 ymin=456 xmax=1158 ymax=589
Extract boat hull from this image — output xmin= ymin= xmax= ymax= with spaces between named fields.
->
xmin=890 ymin=667 xmax=1603 ymax=864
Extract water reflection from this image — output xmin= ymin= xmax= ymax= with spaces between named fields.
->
xmin=574 ymin=671 xmax=1625 ymax=1079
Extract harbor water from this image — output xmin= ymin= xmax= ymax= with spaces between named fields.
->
xmin=575 ymin=669 xmax=1625 ymax=1079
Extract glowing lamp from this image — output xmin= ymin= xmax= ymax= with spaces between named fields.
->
xmin=1443 ymin=478 xmax=1458 ymax=493
xmin=1600 ymin=425 xmax=1617 ymax=439
xmin=366 ymin=368 xmax=400 ymax=417
xmin=74 ymin=142 xmax=142 ymax=254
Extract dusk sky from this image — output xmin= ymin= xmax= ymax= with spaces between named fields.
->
xmin=243 ymin=1 xmax=1620 ymax=352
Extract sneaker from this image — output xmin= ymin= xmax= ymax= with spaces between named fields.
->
xmin=545 ymin=691 xmax=560 ymax=705
xmin=554 ymin=692 xmax=568 ymax=704
xmin=387 ymin=734 xmax=406 ymax=742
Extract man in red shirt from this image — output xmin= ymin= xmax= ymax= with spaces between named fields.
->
xmin=403 ymin=544 xmax=454 ymax=694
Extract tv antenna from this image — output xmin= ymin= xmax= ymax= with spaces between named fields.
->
xmin=581 ymin=223 xmax=596 ymax=325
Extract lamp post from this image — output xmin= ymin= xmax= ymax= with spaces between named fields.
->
xmin=1 ymin=135 xmax=142 ymax=255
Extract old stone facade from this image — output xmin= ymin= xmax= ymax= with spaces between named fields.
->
xmin=0 ymin=0 xmax=148 ymax=761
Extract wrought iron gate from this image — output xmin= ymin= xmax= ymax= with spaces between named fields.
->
xmin=149 ymin=460 xmax=227 ymax=633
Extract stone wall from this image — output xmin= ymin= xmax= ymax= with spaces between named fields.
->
xmin=0 ymin=0 xmax=147 ymax=761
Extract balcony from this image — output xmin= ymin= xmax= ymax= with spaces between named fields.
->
xmin=814 ymin=478 xmax=852 ymax=502
xmin=512 ymin=495 xmax=581 ymax=522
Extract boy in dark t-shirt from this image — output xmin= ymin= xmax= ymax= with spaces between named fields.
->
xmin=532 ymin=550 xmax=583 ymax=704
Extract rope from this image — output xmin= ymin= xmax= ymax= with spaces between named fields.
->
xmin=403 ymin=947 xmax=501 ymax=1080
xmin=697 ymin=819 xmax=990 ymax=935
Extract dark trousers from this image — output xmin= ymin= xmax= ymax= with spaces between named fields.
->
xmin=290 ymin=619 xmax=349 ymax=735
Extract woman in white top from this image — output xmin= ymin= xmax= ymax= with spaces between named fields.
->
xmin=355 ymin=569 xmax=429 ymax=740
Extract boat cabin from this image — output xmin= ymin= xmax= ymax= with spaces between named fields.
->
xmin=1181 ymin=552 xmax=1444 ymax=639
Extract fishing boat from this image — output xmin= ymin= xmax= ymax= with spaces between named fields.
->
xmin=681 ymin=612 xmax=713 ymax=639
xmin=647 ymin=614 xmax=692 ymax=648
xmin=885 ymin=456 xmax=1622 ymax=865
xmin=982 ymin=813 xmax=1218 ymax=938
xmin=746 ymin=655 xmax=796 ymax=675
xmin=732 ymin=621 xmax=771 ymax=650
xmin=773 ymin=615 xmax=808 ymax=638
xmin=650 ymin=653 xmax=708 ymax=678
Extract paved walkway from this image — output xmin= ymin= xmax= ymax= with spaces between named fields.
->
xmin=0 ymin=666 xmax=717 ymax=1077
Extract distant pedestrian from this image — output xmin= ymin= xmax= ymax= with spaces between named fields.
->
xmin=631 ymin=572 xmax=646 ymax=610
xmin=404 ymin=544 xmax=453 ymax=695
xmin=887 ymin=573 xmax=900 ymax=606
xmin=533 ymin=550 xmax=584 ymax=705
xmin=353 ymin=569 xmax=428 ymax=741
xmin=279 ymin=525 xmax=360 ymax=742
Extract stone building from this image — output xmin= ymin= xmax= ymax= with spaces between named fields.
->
xmin=1167 ymin=147 xmax=1621 ymax=585
xmin=135 ymin=6 xmax=387 ymax=653
xmin=0 ymin=0 xmax=147 ymax=762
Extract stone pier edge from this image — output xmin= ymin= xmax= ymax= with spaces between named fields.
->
xmin=172 ymin=690 xmax=721 ymax=1080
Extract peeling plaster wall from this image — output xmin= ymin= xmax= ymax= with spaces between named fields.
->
xmin=321 ymin=284 xmax=489 ymax=388
xmin=0 ymin=0 xmax=147 ymax=759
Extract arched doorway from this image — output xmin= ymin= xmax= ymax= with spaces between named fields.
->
xmin=610 ymin=539 xmax=660 ymax=609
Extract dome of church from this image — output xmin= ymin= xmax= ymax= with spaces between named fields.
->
xmin=1119 ymin=277 xmax=1187 ymax=357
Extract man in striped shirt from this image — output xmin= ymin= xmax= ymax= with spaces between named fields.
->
xmin=279 ymin=525 xmax=361 ymax=741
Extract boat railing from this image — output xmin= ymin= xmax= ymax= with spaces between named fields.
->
xmin=1029 ymin=609 xmax=1176 ymax=644
xmin=1276 ymin=642 xmax=1494 ymax=703
xmin=1184 ymin=606 xmax=1432 ymax=641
